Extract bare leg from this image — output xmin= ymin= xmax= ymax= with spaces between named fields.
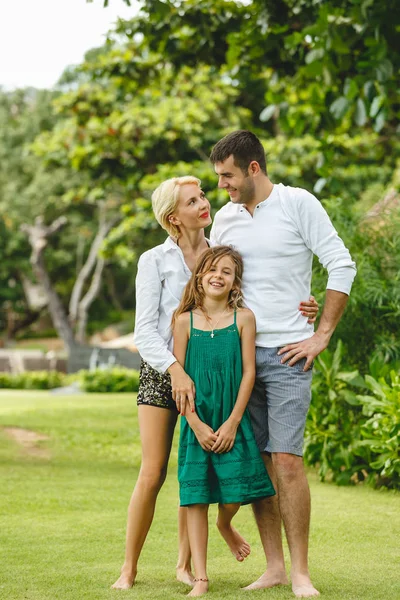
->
xmin=273 ymin=453 xmax=319 ymax=598
xmin=243 ymin=453 xmax=288 ymax=590
xmin=216 ymin=503 xmax=250 ymax=561
xmin=176 ymin=506 xmax=194 ymax=586
xmin=186 ymin=505 xmax=209 ymax=597
xmin=112 ymin=405 xmax=177 ymax=589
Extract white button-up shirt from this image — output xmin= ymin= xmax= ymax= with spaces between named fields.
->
xmin=133 ymin=237 xmax=195 ymax=373
xmin=210 ymin=183 xmax=357 ymax=348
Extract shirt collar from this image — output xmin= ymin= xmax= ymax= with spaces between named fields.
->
xmin=162 ymin=236 xmax=210 ymax=253
xmin=239 ymin=184 xmax=278 ymax=212
xmin=163 ymin=236 xmax=179 ymax=253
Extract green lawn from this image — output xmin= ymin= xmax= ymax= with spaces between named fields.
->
xmin=0 ymin=390 xmax=399 ymax=600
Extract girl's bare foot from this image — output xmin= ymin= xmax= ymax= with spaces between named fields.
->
xmin=176 ymin=567 xmax=195 ymax=586
xmin=111 ymin=568 xmax=136 ymax=589
xmin=216 ymin=520 xmax=250 ymax=561
xmin=187 ymin=579 xmax=209 ymax=597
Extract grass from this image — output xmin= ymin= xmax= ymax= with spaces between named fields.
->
xmin=0 ymin=390 xmax=399 ymax=600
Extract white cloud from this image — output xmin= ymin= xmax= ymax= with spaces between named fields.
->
xmin=0 ymin=0 xmax=139 ymax=90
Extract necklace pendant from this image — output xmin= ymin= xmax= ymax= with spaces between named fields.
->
xmin=210 ymin=332 xmax=215 ymax=338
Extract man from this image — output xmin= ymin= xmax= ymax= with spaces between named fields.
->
xmin=209 ymin=130 xmax=356 ymax=598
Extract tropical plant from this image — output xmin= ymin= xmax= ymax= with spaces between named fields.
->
xmin=305 ymin=341 xmax=400 ymax=488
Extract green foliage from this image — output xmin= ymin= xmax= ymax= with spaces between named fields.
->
xmin=0 ymin=89 xmax=60 ymax=331
xmin=0 ymin=367 xmax=140 ymax=393
xmin=0 ymin=370 xmax=67 ymax=390
xmin=118 ymin=0 xmax=400 ymax=137
xmin=78 ymin=367 xmax=139 ymax=393
xmin=305 ymin=342 xmax=400 ymax=489
xmin=357 ymin=371 xmax=400 ymax=486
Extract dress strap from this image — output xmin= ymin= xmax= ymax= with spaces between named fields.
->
xmin=234 ymin=309 xmax=237 ymax=325
xmin=190 ymin=310 xmax=194 ymax=334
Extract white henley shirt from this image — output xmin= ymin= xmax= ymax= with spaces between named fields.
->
xmin=210 ymin=183 xmax=356 ymax=348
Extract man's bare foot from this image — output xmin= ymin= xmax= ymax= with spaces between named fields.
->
xmin=242 ymin=568 xmax=289 ymax=590
xmin=111 ymin=569 xmax=136 ymax=590
xmin=187 ymin=579 xmax=209 ymax=597
xmin=216 ymin=520 xmax=250 ymax=561
xmin=176 ymin=567 xmax=195 ymax=587
xmin=292 ymin=573 xmax=320 ymax=597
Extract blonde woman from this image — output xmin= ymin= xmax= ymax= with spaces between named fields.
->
xmin=112 ymin=176 xmax=318 ymax=590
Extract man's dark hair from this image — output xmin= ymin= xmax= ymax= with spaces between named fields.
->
xmin=209 ymin=130 xmax=267 ymax=175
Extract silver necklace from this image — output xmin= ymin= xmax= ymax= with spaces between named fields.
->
xmin=201 ymin=307 xmax=229 ymax=338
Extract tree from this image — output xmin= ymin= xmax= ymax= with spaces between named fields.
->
xmin=0 ymin=88 xmax=59 ymax=340
xmin=0 ymin=87 xmax=124 ymax=345
xmin=112 ymin=0 xmax=399 ymax=136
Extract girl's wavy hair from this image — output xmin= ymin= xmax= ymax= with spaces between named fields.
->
xmin=172 ymin=246 xmax=245 ymax=328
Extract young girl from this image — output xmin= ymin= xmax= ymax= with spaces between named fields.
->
xmin=173 ymin=246 xmax=275 ymax=597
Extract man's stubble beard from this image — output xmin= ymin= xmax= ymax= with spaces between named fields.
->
xmin=238 ymin=175 xmax=256 ymax=206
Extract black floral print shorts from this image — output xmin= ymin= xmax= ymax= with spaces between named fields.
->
xmin=137 ymin=360 xmax=178 ymax=411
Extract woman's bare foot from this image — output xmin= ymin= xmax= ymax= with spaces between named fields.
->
xmin=292 ymin=573 xmax=320 ymax=598
xmin=111 ymin=567 xmax=136 ymax=589
xmin=187 ymin=579 xmax=209 ymax=597
xmin=242 ymin=568 xmax=289 ymax=590
xmin=216 ymin=520 xmax=250 ymax=561
xmin=176 ymin=567 xmax=195 ymax=586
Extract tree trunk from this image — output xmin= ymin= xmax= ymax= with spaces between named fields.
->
xmin=5 ymin=307 xmax=43 ymax=341
xmin=21 ymin=216 xmax=76 ymax=350
xmin=32 ymin=254 xmax=76 ymax=349
xmin=69 ymin=207 xmax=117 ymax=328
xmin=22 ymin=212 xmax=119 ymax=349
xmin=75 ymin=256 xmax=105 ymax=344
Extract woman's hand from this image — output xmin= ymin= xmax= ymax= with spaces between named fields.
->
xmin=192 ymin=422 xmax=218 ymax=452
xmin=299 ymin=295 xmax=319 ymax=324
xmin=212 ymin=419 xmax=238 ymax=454
xmin=169 ymin=362 xmax=195 ymax=414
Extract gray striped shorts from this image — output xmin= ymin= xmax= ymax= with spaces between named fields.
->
xmin=247 ymin=346 xmax=313 ymax=457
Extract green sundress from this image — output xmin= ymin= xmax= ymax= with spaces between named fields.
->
xmin=178 ymin=310 xmax=275 ymax=506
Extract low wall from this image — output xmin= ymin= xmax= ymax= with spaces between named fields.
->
xmin=0 ymin=347 xmax=141 ymax=374
xmin=67 ymin=345 xmax=141 ymax=373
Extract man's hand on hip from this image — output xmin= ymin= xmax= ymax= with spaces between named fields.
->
xmin=278 ymin=332 xmax=330 ymax=371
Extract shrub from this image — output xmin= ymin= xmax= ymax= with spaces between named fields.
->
xmin=0 ymin=367 xmax=140 ymax=393
xmin=305 ymin=342 xmax=400 ymax=489
xmin=356 ymin=371 xmax=400 ymax=488
xmin=78 ymin=367 xmax=139 ymax=393
xmin=0 ymin=370 xmax=67 ymax=390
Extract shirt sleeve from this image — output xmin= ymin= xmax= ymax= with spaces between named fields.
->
xmin=291 ymin=189 xmax=357 ymax=295
xmin=133 ymin=251 xmax=177 ymax=373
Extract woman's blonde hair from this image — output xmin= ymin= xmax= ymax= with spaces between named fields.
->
xmin=172 ymin=246 xmax=245 ymax=328
xmin=151 ymin=176 xmax=201 ymax=239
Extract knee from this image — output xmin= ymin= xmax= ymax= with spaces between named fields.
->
xmin=138 ymin=463 xmax=168 ymax=493
xmin=188 ymin=504 xmax=209 ymax=514
xmin=272 ymin=452 xmax=303 ymax=482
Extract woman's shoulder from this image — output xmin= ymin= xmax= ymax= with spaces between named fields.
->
xmin=138 ymin=242 xmax=165 ymax=263
xmin=138 ymin=239 xmax=175 ymax=271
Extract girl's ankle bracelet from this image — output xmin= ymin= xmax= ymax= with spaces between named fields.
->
xmin=194 ymin=577 xmax=209 ymax=582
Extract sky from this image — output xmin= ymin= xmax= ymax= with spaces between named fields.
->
xmin=0 ymin=0 xmax=139 ymax=90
